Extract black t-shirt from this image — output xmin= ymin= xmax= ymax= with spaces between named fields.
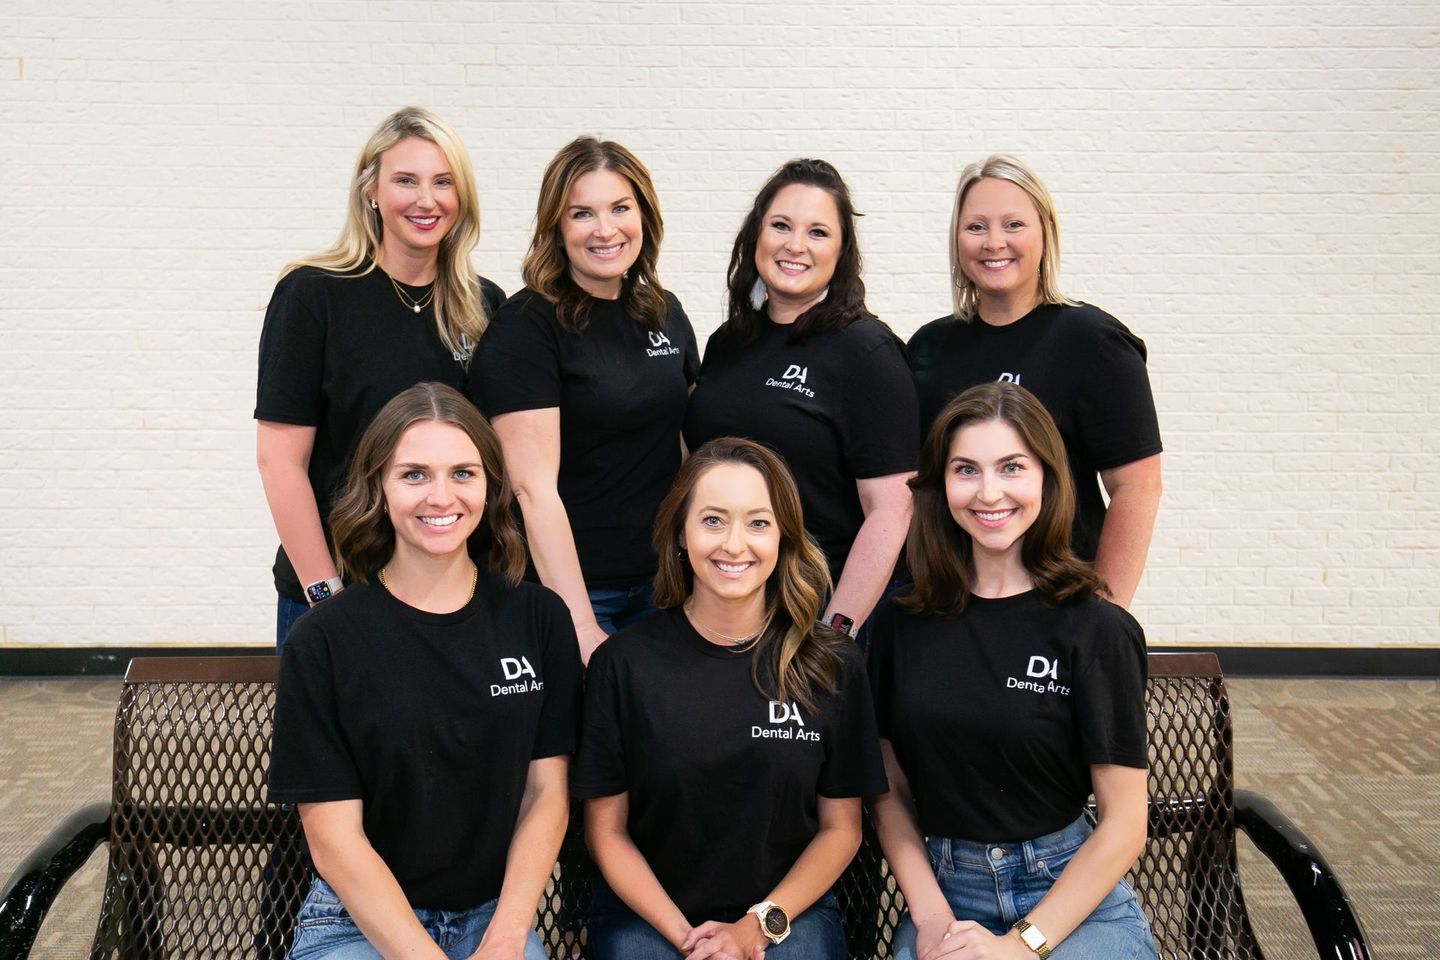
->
xmin=867 ymin=591 xmax=1147 ymax=841
xmin=572 ymin=607 xmax=887 ymax=923
xmin=469 ymin=289 xmax=699 ymax=588
xmin=684 ymin=318 xmax=919 ymax=576
xmin=268 ymin=576 xmax=583 ymax=911
xmin=254 ymin=266 xmax=506 ymax=599
xmin=908 ymin=303 xmax=1162 ymax=562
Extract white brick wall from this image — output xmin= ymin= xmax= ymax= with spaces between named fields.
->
xmin=2 ymin=1 xmax=1436 ymax=649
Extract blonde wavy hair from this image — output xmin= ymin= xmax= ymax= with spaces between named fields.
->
xmin=949 ymin=154 xmax=1077 ymax=321
xmin=282 ymin=107 xmax=489 ymax=363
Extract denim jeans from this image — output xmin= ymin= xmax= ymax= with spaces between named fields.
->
xmin=276 ymin=594 xmax=309 ymax=649
xmin=286 ymin=877 xmax=548 ymax=960
xmin=588 ymin=582 xmax=656 ymax=635
xmin=587 ymin=885 xmax=845 ymax=960
xmin=891 ymin=817 xmax=1156 ymax=960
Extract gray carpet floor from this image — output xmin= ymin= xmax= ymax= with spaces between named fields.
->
xmin=1 ymin=675 xmax=1433 ymax=958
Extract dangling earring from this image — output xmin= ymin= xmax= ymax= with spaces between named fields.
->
xmin=749 ymin=278 xmax=768 ymax=311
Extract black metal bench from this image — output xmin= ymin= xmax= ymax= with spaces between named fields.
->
xmin=0 ymin=653 xmax=1371 ymax=959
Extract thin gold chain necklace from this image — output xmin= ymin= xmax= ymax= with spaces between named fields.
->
xmin=388 ymin=274 xmax=435 ymax=314
xmin=683 ymin=599 xmax=764 ymax=646
xmin=377 ymin=563 xmax=477 ymax=604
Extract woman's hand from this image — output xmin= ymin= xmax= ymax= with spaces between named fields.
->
xmin=920 ymin=920 xmax=1031 ymax=960
xmin=682 ymin=918 xmax=768 ymax=960
xmin=912 ymin=910 xmax=959 ymax=959
xmin=575 ymin=620 xmax=610 ymax=665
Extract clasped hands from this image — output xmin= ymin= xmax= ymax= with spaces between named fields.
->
xmin=915 ymin=913 xmax=1033 ymax=960
xmin=678 ymin=917 xmax=769 ymax=960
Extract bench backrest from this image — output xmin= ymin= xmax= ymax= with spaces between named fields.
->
xmin=89 ymin=653 xmax=1260 ymax=960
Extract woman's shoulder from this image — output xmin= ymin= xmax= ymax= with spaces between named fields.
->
xmin=270 ymin=263 xmax=362 ymax=300
xmin=477 ymin=275 xmax=506 ymax=313
xmin=907 ymin=312 xmax=962 ymax=351
xmin=1050 ymin=302 xmax=1144 ymax=344
xmin=1059 ymin=592 xmax=1146 ymax=650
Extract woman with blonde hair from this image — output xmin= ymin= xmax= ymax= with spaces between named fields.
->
xmin=471 ymin=136 xmax=697 ymax=663
xmin=575 ymin=437 xmax=886 ymax=960
xmin=270 ymin=382 xmax=582 ymax=960
xmin=909 ymin=155 xmax=1161 ymax=608
xmin=256 ymin=106 xmax=505 ymax=645
xmin=868 ymin=382 xmax=1155 ymax=960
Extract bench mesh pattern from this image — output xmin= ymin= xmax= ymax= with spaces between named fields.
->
xmin=84 ymin=658 xmax=1263 ymax=960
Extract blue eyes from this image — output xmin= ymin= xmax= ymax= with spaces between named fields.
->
xmin=700 ymin=516 xmax=771 ymax=529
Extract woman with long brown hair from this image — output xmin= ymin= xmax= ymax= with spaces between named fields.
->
xmin=868 ymin=382 xmax=1155 ymax=960
xmin=574 ymin=437 xmax=886 ymax=960
xmin=269 ymin=383 xmax=582 ymax=960
xmin=470 ymin=136 xmax=697 ymax=663
xmin=256 ymin=107 xmax=505 ymax=646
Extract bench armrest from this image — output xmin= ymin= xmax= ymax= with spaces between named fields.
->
xmin=0 ymin=801 xmax=110 ymax=959
xmin=1234 ymin=789 xmax=1372 ymax=960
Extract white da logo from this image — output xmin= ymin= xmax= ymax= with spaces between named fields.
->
xmin=754 ymin=700 xmax=820 ymax=741
xmin=1007 ymin=654 xmax=1069 ymax=696
xmin=492 ymin=656 xmax=543 ymax=697
xmin=783 ymin=364 xmax=808 ymax=383
xmin=1027 ymin=656 xmax=1058 ymax=680
xmin=645 ymin=329 xmax=680 ymax=357
xmin=764 ymin=363 xmax=815 ymax=398
xmin=997 ymin=371 xmax=1021 ymax=384
xmin=648 ymin=331 xmax=671 ymax=348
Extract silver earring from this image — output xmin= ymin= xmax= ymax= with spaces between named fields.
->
xmin=749 ymin=278 xmax=768 ymax=311
xmin=369 ymin=198 xmax=378 ymax=210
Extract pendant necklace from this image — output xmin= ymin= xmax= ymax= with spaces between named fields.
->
xmin=386 ymin=272 xmax=436 ymax=314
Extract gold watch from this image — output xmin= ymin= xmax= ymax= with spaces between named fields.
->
xmin=1013 ymin=918 xmax=1051 ymax=958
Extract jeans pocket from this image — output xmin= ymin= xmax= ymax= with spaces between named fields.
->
xmin=294 ymin=878 xmax=350 ymax=930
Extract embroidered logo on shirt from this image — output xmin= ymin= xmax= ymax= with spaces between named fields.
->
xmin=996 ymin=371 xmax=1021 ymax=385
xmin=753 ymin=700 xmax=821 ymax=741
xmin=646 ymin=330 xmax=680 ymax=357
xmin=491 ymin=656 xmax=544 ymax=696
xmin=764 ymin=363 xmax=815 ymax=399
xmin=1006 ymin=655 xmax=1070 ymax=696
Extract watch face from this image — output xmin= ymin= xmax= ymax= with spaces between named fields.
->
xmin=762 ymin=907 xmax=788 ymax=936
xmin=1019 ymin=925 xmax=1045 ymax=949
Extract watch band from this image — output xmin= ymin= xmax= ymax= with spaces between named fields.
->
xmin=1013 ymin=918 xmax=1051 ymax=958
xmin=748 ymin=900 xmax=791 ymax=945
xmin=824 ymin=612 xmax=858 ymax=637
xmin=304 ymin=577 xmax=344 ymax=606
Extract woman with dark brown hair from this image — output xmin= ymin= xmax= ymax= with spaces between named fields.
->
xmin=470 ymin=136 xmax=698 ymax=663
xmin=574 ymin=437 xmax=886 ymax=960
xmin=868 ymin=382 xmax=1155 ymax=960
xmin=269 ymin=383 xmax=582 ymax=960
xmin=685 ymin=159 xmax=918 ymax=645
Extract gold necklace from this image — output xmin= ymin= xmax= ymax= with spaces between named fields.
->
xmin=377 ymin=563 xmax=478 ymax=603
xmin=387 ymin=273 xmax=436 ymax=314
xmin=684 ymin=599 xmax=764 ymax=645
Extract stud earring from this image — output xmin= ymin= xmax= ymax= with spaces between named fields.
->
xmin=369 ymin=198 xmax=378 ymax=210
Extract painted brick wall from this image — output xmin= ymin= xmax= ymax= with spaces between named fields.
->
xmin=2 ymin=1 xmax=1436 ymax=648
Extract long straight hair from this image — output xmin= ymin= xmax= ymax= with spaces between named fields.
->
xmin=652 ymin=437 xmax=846 ymax=712
xmin=282 ymin=107 xmax=489 ymax=364
xmin=521 ymin=136 xmax=669 ymax=334
xmin=329 ymin=383 xmax=525 ymax=584
xmin=725 ymin=158 xmax=876 ymax=344
xmin=899 ymin=382 xmax=1106 ymax=617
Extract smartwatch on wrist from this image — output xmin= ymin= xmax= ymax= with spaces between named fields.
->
xmin=823 ymin=612 xmax=857 ymax=637
xmin=1013 ymin=918 xmax=1051 ymax=958
xmin=748 ymin=900 xmax=791 ymax=946
xmin=304 ymin=577 xmax=344 ymax=606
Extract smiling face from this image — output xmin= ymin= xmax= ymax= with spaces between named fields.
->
xmin=560 ymin=168 xmax=643 ymax=299
xmin=754 ymin=183 xmax=841 ymax=319
xmin=681 ymin=462 xmax=781 ymax=609
xmin=956 ymin=177 xmax=1044 ymax=311
xmin=381 ymin=420 xmax=488 ymax=565
xmin=369 ymin=137 xmax=459 ymax=269
xmin=945 ymin=418 xmax=1044 ymax=563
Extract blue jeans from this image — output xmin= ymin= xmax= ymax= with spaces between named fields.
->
xmin=588 ymin=582 xmax=655 ymax=635
xmin=892 ymin=817 xmax=1156 ymax=960
xmin=287 ymin=877 xmax=548 ymax=960
xmin=587 ymin=885 xmax=845 ymax=960
xmin=276 ymin=594 xmax=309 ymax=649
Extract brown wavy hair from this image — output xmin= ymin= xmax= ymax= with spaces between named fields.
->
xmin=725 ymin=158 xmax=877 ymax=345
xmin=652 ymin=437 xmax=846 ymax=712
xmin=899 ymin=382 xmax=1106 ymax=617
xmin=329 ymin=383 xmax=525 ymax=584
xmin=521 ymin=136 xmax=669 ymax=334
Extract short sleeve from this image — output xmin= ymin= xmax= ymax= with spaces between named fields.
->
xmin=470 ymin=294 xmax=563 ymax=417
xmin=479 ymin=277 xmax=506 ymax=319
xmin=531 ymin=590 xmax=584 ymax=759
xmin=841 ymin=334 xmax=921 ymax=479
xmin=669 ymin=294 xmax=700 ymax=384
xmin=818 ymin=645 xmax=889 ymax=798
xmin=1074 ymin=606 xmax=1149 ymax=769
xmin=865 ymin=601 xmax=897 ymax=739
xmin=570 ymin=644 xmax=630 ymax=798
xmin=1075 ymin=325 xmax=1162 ymax=472
xmin=267 ymin=622 xmax=362 ymax=803
xmin=254 ymin=272 xmax=326 ymax=426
